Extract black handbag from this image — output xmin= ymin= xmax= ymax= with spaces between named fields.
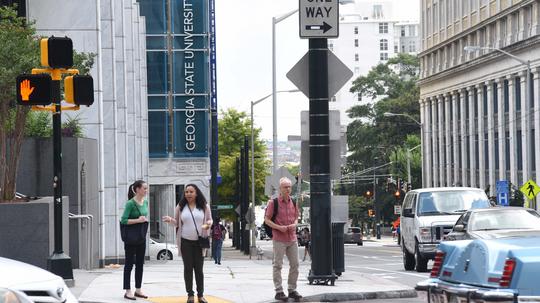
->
xmin=120 ymin=202 xmax=149 ymax=245
xmin=188 ymin=206 xmax=210 ymax=249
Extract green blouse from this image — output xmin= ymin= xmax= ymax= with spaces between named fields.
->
xmin=120 ymin=199 xmax=149 ymax=224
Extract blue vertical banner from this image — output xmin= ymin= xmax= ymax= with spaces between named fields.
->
xmin=173 ymin=0 xmax=210 ymax=157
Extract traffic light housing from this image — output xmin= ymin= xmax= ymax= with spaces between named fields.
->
xmin=64 ymin=75 xmax=94 ymax=106
xmin=41 ymin=37 xmax=73 ymax=69
xmin=365 ymin=190 xmax=372 ymax=198
xmin=368 ymin=209 xmax=374 ymax=217
xmin=394 ymin=190 xmax=401 ymax=200
xmin=16 ymin=74 xmax=52 ymax=105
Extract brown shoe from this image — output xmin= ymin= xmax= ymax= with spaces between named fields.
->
xmin=288 ymin=290 xmax=303 ymax=301
xmin=275 ymin=292 xmax=288 ymax=301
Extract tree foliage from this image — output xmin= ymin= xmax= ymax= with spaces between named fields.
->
xmin=217 ymin=109 xmax=270 ymax=214
xmin=345 ymin=53 xmax=421 ymax=223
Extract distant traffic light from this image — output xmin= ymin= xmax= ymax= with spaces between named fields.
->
xmin=40 ymin=36 xmax=73 ymax=69
xmin=64 ymin=75 xmax=94 ymax=106
xmin=16 ymin=74 xmax=52 ymax=105
xmin=368 ymin=209 xmax=374 ymax=217
xmin=365 ymin=190 xmax=372 ymax=198
xmin=394 ymin=190 xmax=401 ymax=200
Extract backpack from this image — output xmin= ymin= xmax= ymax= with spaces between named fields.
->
xmin=212 ymin=224 xmax=222 ymax=240
xmin=262 ymin=197 xmax=296 ymax=239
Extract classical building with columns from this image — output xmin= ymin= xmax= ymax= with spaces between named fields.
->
xmin=418 ymin=0 xmax=540 ymax=196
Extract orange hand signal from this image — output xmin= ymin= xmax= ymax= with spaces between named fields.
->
xmin=20 ymin=79 xmax=35 ymax=101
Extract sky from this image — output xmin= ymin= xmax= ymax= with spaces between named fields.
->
xmin=215 ymin=0 xmax=420 ymax=141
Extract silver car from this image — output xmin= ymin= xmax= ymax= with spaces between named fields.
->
xmin=344 ymin=227 xmax=363 ymax=246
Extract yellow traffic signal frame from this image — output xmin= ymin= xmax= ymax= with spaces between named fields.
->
xmin=29 ymin=68 xmax=80 ymax=112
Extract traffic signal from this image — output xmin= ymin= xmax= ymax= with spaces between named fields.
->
xmin=40 ymin=36 xmax=73 ymax=69
xmin=368 ymin=209 xmax=374 ymax=217
xmin=394 ymin=190 xmax=401 ymax=200
xmin=365 ymin=190 xmax=372 ymax=198
xmin=64 ymin=75 xmax=94 ymax=106
xmin=16 ymin=74 xmax=52 ymax=105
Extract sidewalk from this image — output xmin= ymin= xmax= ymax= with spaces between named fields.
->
xmin=73 ymin=238 xmax=415 ymax=303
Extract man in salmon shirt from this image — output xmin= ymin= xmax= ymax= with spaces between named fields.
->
xmin=264 ymin=177 xmax=302 ymax=302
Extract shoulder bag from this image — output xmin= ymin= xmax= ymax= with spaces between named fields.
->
xmin=120 ymin=201 xmax=149 ymax=245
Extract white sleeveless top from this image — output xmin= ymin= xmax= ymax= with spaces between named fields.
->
xmin=180 ymin=206 xmax=204 ymax=241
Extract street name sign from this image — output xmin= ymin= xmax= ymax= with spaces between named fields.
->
xmin=287 ymin=50 xmax=353 ymax=98
xmin=299 ymin=0 xmax=339 ymax=38
xmin=520 ymin=179 xmax=540 ymax=200
xmin=216 ymin=205 xmax=234 ymax=210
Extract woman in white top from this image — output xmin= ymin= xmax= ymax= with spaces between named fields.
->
xmin=163 ymin=184 xmax=212 ymax=303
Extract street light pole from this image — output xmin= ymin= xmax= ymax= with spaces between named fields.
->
xmin=272 ymin=10 xmax=298 ymax=173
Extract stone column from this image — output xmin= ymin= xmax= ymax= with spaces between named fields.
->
xmin=420 ymin=99 xmax=427 ymax=187
xmin=508 ymin=75 xmax=518 ymax=186
xmin=432 ymin=97 xmax=439 ymax=186
xmin=518 ymin=6 xmax=525 ymax=40
xmin=532 ymin=1 xmax=540 ymax=36
xmin=460 ymin=89 xmax=468 ymax=186
xmin=452 ymin=91 xmax=460 ymax=185
xmin=438 ymin=95 xmax=445 ymax=186
xmin=425 ymin=97 xmax=433 ymax=187
xmin=445 ymin=93 xmax=452 ymax=186
xmin=486 ymin=80 xmax=496 ymax=195
xmin=477 ymin=84 xmax=486 ymax=190
xmin=535 ymin=68 xmax=540 ymax=190
xmin=496 ymin=78 xmax=506 ymax=180
xmin=468 ymin=87 xmax=476 ymax=188
xmin=520 ymin=70 xmax=530 ymax=185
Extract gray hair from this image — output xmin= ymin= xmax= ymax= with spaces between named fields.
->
xmin=279 ymin=177 xmax=292 ymax=186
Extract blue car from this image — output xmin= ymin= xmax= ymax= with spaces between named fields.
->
xmin=416 ymin=215 xmax=540 ymax=303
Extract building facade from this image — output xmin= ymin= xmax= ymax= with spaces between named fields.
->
xmin=24 ymin=0 xmax=149 ymax=265
xmin=419 ymin=0 xmax=540 ymax=197
xmin=330 ymin=0 xmax=419 ymax=125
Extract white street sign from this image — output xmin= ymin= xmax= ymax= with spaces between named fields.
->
xmin=299 ymin=0 xmax=339 ymax=38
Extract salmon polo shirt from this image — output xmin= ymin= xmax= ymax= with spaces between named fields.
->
xmin=265 ymin=196 xmax=299 ymax=242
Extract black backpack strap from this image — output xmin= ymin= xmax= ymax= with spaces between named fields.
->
xmin=271 ymin=197 xmax=279 ymax=222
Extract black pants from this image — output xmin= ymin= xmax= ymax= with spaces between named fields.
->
xmin=181 ymin=238 xmax=204 ymax=297
xmin=124 ymin=242 xmax=145 ymax=290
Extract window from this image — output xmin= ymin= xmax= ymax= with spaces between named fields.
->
xmin=380 ymin=52 xmax=388 ymax=60
xmin=354 ymin=67 xmax=360 ymax=74
xmin=380 ymin=39 xmax=388 ymax=50
xmin=354 ymin=26 xmax=358 ymax=34
xmin=401 ymin=27 xmax=406 ymax=36
xmin=408 ymin=41 xmax=416 ymax=52
xmin=355 ymin=53 xmax=359 ymax=61
xmin=379 ymin=22 xmax=388 ymax=34
xmin=409 ymin=25 xmax=416 ymax=36
xmin=357 ymin=94 xmax=362 ymax=101
xmin=394 ymin=45 xmax=399 ymax=53
xmin=329 ymin=42 xmax=334 ymax=51
xmin=355 ymin=39 xmax=359 ymax=47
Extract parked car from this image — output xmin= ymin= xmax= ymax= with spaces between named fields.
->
xmin=344 ymin=227 xmax=363 ymax=246
xmin=149 ymin=238 xmax=177 ymax=260
xmin=445 ymin=207 xmax=540 ymax=241
xmin=400 ymin=187 xmax=491 ymax=272
xmin=0 ymin=257 xmax=78 ymax=303
xmin=416 ymin=231 xmax=540 ymax=303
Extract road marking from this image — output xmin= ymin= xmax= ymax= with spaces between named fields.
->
xmin=348 ymin=266 xmax=429 ymax=278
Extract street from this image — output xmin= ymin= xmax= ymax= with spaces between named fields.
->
xmin=257 ymin=237 xmax=430 ymax=302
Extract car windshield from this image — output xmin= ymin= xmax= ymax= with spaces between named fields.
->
xmin=417 ymin=190 xmax=490 ymax=216
xmin=470 ymin=209 xmax=540 ymax=231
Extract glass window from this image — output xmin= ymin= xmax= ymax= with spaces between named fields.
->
xmin=139 ymin=0 xmax=167 ymax=34
xmin=380 ymin=39 xmax=388 ymax=51
xmin=379 ymin=22 xmax=388 ymax=34
xmin=417 ymin=190 xmax=490 ymax=216
xmin=380 ymin=52 xmax=388 ymax=60
xmin=373 ymin=5 xmax=384 ymax=19
xmin=394 ymin=45 xmax=399 ymax=53
xmin=147 ymin=36 xmax=166 ymax=50
xmin=493 ymin=82 xmax=498 ymax=113
xmin=355 ymin=39 xmax=359 ymax=47
xmin=148 ymin=96 xmax=167 ymax=110
xmin=147 ymin=51 xmax=168 ymax=94
xmin=172 ymin=0 xmax=207 ymax=34
xmin=408 ymin=41 xmax=416 ymax=52
xmin=173 ymin=110 xmax=209 ymax=157
xmin=354 ymin=26 xmax=358 ymax=34
xmin=515 ymin=77 xmax=521 ymax=111
xmin=469 ymin=209 xmax=540 ymax=231
xmin=355 ymin=53 xmax=359 ymax=61
xmin=354 ymin=67 xmax=360 ymax=74
xmin=401 ymin=27 xmax=406 ymax=36
xmin=148 ymin=111 xmax=169 ymax=158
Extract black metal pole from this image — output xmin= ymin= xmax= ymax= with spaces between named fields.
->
xmin=47 ymin=78 xmax=73 ymax=280
xmin=242 ymin=136 xmax=250 ymax=255
xmin=209 ymin=0 xmax=219 ymax=257
xmin=234 ymin=156 xmax=240 ymax=249
xmin=308 ymin=38 xmax=334 ymax=284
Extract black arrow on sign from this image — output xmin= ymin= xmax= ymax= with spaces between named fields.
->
xmin=305 ymin=22 xmax=332 ymax=33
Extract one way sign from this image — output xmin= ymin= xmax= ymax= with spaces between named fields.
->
xmin=299 ymin=0 xmax=339 ymax=38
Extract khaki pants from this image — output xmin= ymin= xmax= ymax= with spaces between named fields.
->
xmin=272 ymin=240 xmax=299 ymax=293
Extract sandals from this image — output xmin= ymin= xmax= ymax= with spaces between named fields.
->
xmin=134 ymin=292 xmax=148 ymax=299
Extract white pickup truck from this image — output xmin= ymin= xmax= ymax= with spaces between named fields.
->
xmin=400 ymin=187 xmax=491 ymax=272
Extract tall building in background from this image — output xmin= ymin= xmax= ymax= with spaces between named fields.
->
xmin=419 ymin=0 xmax=540 ymax=197
xmin=137 ymin=0 xmax=213 ymax=244
xmin=330 ymin=0 xmax=420 ymax=125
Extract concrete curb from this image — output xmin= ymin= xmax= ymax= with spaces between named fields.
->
xmin=264 ymin=289 xmax=417 ymax=303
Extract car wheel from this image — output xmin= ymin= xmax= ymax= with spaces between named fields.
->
xmin=357 ymin=241 xmax=363 ymax=246
xmin=403 ymin=239 xmax=415 ymax=271
xmin=415 ymin=242 xmax=428 ymax=272
xmin=157 ymin=250 xmax=173 ymax=260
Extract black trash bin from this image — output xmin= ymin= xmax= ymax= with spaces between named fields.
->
xmin=332 ymin=222 xmax=345 ymax=276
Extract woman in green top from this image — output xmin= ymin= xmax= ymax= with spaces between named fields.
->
xmin=120 ymin=180 xmax=149 ymax=300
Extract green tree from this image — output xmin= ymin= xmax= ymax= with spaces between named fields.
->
xmin=217 ymin=109 xmax=270 ymax=211
xmin=389 ymin=134 xmax=422 ymax=189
